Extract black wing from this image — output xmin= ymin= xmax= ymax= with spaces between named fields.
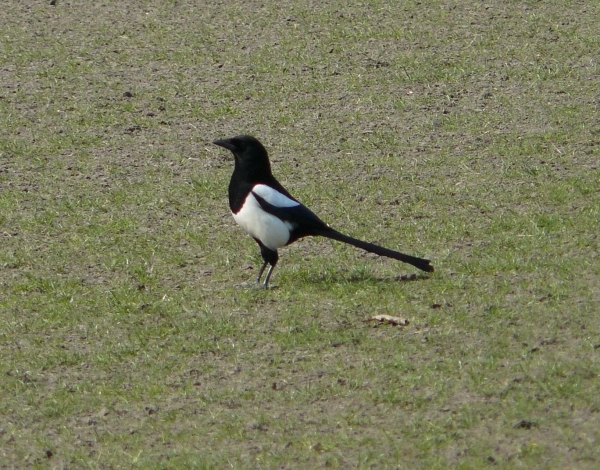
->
xmin=251 ymin=191 xmax=329 ymax=243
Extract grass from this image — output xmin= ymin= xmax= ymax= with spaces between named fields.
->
xmin=1 ymin=0 xmax=599 ymax=468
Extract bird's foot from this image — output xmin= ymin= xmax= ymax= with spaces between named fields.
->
xmin=258 ymin=282 xmax=278 ymax=290
xmin=237 ymin=281 xmax=277 ymax=290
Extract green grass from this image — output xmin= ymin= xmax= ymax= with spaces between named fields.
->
xmin=1 ymin=0 xmax=599 ymax=468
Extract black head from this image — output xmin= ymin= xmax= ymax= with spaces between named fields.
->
xmin=213 ymin=135 xmax=267 ymax=159
xmin=213 ymin=135 xmax=272 ymax=179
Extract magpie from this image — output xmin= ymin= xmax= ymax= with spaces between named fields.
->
xmin=213 ymin=135 xmax=434 ymax=287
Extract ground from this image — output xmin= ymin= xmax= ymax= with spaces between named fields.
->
xmin=1 ymin=0 xmax=599 ymax=468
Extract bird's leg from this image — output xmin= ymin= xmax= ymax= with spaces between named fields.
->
xmin=256 ymin=260 xmax=268 ymax=284
xmin=263 ymin=264 xmax=275 ymax=288
xmin=258 ymin=244 xmax=279 ymax=288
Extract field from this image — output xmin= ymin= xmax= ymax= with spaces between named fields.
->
xmin=1 ymin=0 xmax=599 ymax=468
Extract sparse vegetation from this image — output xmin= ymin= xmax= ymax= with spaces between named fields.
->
xmin=1 ymin=1 xmax=599 ymax=468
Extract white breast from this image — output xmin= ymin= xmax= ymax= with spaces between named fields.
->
xmin=232 ymin=192 xmax=292 ymax=250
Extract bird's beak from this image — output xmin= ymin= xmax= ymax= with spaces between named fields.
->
xmin=213 ymin=138 xmax=236 ymax=152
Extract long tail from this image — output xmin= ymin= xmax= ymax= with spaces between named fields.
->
xmin=314 ymin=228 xmax=434 ymax=272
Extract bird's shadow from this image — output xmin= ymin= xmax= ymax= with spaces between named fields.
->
xmin=304 ymin=271 xmax=432 ymax=285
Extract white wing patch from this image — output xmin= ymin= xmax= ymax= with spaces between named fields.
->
xmin=251 ymin=184 xmax=300 ymax=208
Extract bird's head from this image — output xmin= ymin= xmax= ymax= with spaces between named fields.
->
xmin=213 ymin=135 xmax=267 ymax=160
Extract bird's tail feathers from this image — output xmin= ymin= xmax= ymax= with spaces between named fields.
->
xmin=315 ymin=229 xmax=434 ymax=273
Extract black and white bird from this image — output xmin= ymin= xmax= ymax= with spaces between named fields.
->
xmin=213 ymin=135 xmax=433 ymax=287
